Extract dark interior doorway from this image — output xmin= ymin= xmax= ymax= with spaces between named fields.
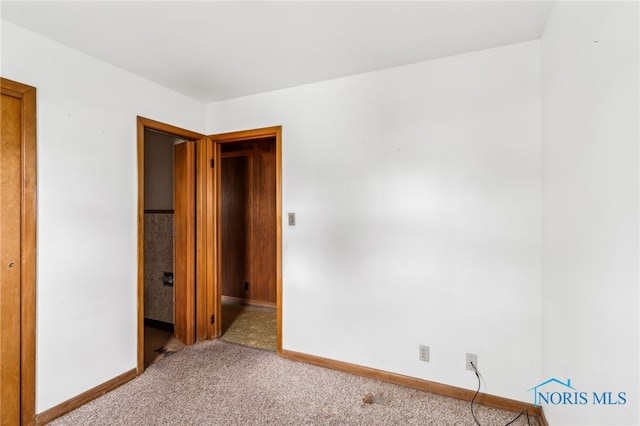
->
xmin=218 ymin=137 xmax=277 ymax=351
xmin=142 ymin=129 xmax=186 ymax=366
xmin=137 ymin=116 xmax=203 ymax=372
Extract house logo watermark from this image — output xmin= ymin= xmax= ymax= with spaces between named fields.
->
xmin=527 ymin=378 xmax=627 ymax=406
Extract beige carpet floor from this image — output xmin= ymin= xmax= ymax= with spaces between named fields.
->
xmin=220 ymin=301 xmax=276 ymax=351
xmin=49 ymin=340 xmax=538 ymax=425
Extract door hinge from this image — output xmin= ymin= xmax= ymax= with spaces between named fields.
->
xmin=210 ymin=159 xmax=215 ymax=168
xmin=210 ymin=314 xmax=215 ymax=324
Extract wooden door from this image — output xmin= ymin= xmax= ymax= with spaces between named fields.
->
xmin=174 ymin=141 xmax=196 ymax=344
xmin=0 ymin=78 xmax=36 ymax=425
xmin=1 ymin=79 xmax=24 ymax=426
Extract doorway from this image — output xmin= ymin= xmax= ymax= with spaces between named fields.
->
xmin=0 ymin=77 xmax=36 ymax=425
xmin=137 ymin=122 xmax=283 ymax=366
xmin=218 ymin=138 xmax=277 ymax=351
xmin=207 ymin=127 xmax=283 ymax=353
xmin=141 ymin=129 xmax=189 ymax=367
xmin=136 ymin=117 xmax=204 ymax=372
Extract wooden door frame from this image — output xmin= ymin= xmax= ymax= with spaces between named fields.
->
xmin=203 ymin=126 xmax=283 ymax=353
xmin=136 ymin=117 xmax=204 ymax=372
xmin=0 ymin=77 xmax=37 ymax=425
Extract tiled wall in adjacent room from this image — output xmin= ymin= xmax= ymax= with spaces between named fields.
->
xmin=144 ymin=212 xmax=174 ymax=324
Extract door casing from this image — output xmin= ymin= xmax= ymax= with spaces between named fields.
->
xmin=204 ymin=127 xmax=283 ymax=352
xmin=136 ymin=117 xmax=204 ymax=372
xmin=137 ymin=122 xmax=283 ymax=368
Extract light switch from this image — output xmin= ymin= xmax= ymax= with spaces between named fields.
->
xmin=288 ymin=212 xmax=296 ymax=226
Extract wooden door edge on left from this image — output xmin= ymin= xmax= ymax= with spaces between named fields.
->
xmin=1 ymin=77 xmax=37 ymax=426
xmin=174 ymin=141 xmax=196 ymax=345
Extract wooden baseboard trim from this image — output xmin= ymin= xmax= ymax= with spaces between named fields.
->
xmin=222 ymin=295 xmax=276 ymax=308
xmin=35 ymin=368 xmax=137 ymax=425
xmin=281 ymin=350 xmax=546 ymax=426
xmin=30 ymin=352 xmax=546 ymax=425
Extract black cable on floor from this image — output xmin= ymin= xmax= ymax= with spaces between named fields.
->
xmin=469 ymin=361 xmax=531 ymax=426
xmin=505 ymin=410 xmax=530 ymax=426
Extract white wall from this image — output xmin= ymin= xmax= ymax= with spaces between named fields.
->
xmin=1 ymin=21 xmax=205 ymax=412
xmin=541 ymin=2 xmax=639 ymax=425
xmin=9 ymin=3 xmax=634 ymax=419
xmin=207 ymin=41 xmax=542 ymax=402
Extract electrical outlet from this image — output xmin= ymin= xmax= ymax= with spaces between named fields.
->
xmin=466 ymin=353 xmax=478 ymax=371
xmin=419 ymin=345 xmax=429 ymax=362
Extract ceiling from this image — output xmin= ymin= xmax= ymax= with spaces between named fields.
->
xmin=1 ymin=1 xmax=554 ymax=103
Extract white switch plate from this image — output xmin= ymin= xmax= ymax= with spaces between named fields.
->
xmin=288 ymin=212 xmax=296 ymax=226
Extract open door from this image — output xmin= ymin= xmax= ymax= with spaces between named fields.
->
xmin=137 ymin=117 xmax=203 ymax=372
xmin=138 ymin=120 xmax=281 ymax=357
xmin=174 ymin=141 xmax=196 ymax=344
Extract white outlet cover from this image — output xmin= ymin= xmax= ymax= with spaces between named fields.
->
xmin=466 ymin=353 xmax=478 ymax=371
xmin=419 ymin=345 xmax=429 ymax=362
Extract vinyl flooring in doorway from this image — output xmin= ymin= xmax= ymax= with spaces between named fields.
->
xmin=221 ymin=300 xmax=276 ymax=351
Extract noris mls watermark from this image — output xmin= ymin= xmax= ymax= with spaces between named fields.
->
xmin=527 ymin=378 xmax=627 ymax=406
